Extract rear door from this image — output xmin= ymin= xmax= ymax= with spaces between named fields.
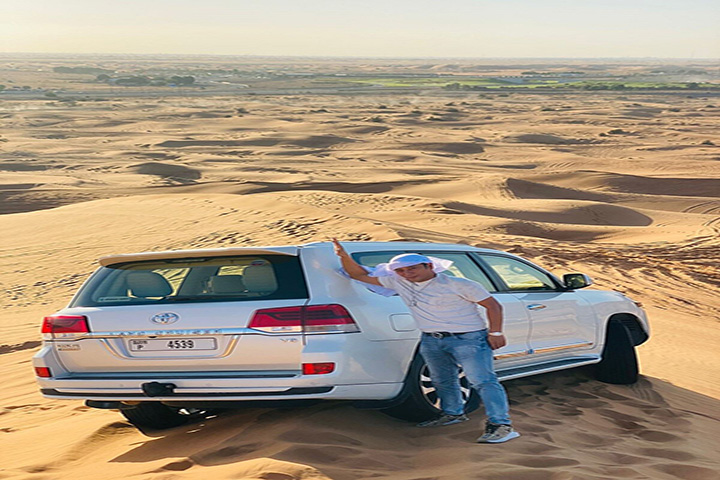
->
xmin=55 ymin=252 xmax=310 ymax=374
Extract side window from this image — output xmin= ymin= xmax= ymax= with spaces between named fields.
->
xmin=353 ymin=252 xmax=399 ymax=268
xmin=419 ymin=252 xmax=497 ymax=292
xmin=353 ymin=251 xmax=497 ymax=292
xmin=479 ymin=255 xmax=558 ymax=291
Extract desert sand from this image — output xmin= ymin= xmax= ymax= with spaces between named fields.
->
xmin=1 ymin=85 xmax=719 ymax=479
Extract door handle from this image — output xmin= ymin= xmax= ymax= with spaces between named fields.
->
xmin=527 ymin=304 xmax=547 ymax=311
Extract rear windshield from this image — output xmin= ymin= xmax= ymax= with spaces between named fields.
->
xmin=70 ymin=255 xmax=308 ymax=307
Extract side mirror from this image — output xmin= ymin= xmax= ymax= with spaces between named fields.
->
xmin=563 ymin=273 xmax=593 ymax=290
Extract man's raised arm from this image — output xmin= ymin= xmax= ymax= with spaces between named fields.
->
xmin=332 ymin=238 xmax=383 ymax=287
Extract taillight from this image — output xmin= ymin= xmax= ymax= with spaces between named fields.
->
xmin=303 ymin=305 xmax=358 ymax=333
xmin=41 ymin=315 xmax=89 ymax=338
xmin=302 ymin=363 xmax=335 ymax=375
xmin=35 ymin=367 xmax=52 ymax=378
xmin=248 ymin=305 xmax=359 ymax=334
xmin=248 ymin=308 xmax=303 ymax=333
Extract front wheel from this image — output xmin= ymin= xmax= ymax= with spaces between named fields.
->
xmin=381 ymin=355 xmax=480 ymax=422
xmin=121 ymin=402 xmax=196 ymax=429
xmin=595 ymin=320 xmax=639 ymax=385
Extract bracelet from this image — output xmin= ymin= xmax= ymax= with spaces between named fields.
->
xmin=488 ymin=331 xmax=504 ymax=337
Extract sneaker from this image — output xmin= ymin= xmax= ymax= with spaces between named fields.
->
xmin=416 ymin=414 xmax=469 ymax=428
xmin=476 ymin=423 xmax=520 ymax=443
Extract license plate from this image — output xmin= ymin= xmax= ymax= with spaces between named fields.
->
xmin=128 ymin=338 xmax=217 ymax=352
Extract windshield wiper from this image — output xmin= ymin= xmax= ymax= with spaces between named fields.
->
xmin=162 ymin=295 xmax=206 ymax=301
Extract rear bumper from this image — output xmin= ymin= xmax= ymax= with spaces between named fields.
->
xmin=34 ymin=330 xmax=416 ymax=403
xmin=37 ymin=380 xmax=403 ymax=402
xmin=41 ymin=386 xmax=334 ymax=398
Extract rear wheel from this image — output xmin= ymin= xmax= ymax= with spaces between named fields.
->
xmin=121 ymin=402 xmax=195 ymax=429
xmin=595 ymin=320 xmax=639 ymax=385
xmin=381 ymin=355 xmax=480 ymax=422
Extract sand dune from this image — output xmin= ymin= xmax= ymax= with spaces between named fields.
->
xmin=504 ymin=178 xmax=614 ymax=202
xmin=398 ymin=142 xmax=486 ymax=154
xmin=503 ymin=133 xmax=588 ymax=145
xmin=155 ymin=135 xmax=356 ymax=149
xmin=443 ymin=200 xmax=653 ymax=226
xmin=1 ymin=90 xmax=718 ymax=479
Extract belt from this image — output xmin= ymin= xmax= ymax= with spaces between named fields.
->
xmin=424 ymin=331 xmax=476 ymax=339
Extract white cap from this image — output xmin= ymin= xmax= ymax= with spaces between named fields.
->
xmin=371 ymin=253 xmax=453 ymax=277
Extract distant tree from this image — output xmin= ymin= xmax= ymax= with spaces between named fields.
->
xmin=96 ymin=74 xmax=111 ymax=82
xmin=0 ymin=85 xmax=5 ymax=92
xmin=115 ymin=76 xmax=151 ymax=86
xmin=54 ymin=66 xmax=113 ymax=75
xmin=170 ymin=75 xmax=195 ymax=86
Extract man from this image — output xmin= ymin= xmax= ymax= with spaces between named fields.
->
xmin=332 ymin=239 xmax=519 ymax=444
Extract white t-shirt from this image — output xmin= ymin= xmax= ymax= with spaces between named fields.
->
xmin=378 ymin=273 xmax=492 ymax=333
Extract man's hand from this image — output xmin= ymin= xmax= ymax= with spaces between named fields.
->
xmin=478 ymin=297 xmax=505 ymax=350
xmin=332 ymin=238 xmax=349 ymax=258
xmin=487 ymin=334 xmax=507 ymax=350
xmin=331 ymin=238 xmax=382 ymax=286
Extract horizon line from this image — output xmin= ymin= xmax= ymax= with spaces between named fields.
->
xmin=1 ymin=52 xmax=719 ymax=62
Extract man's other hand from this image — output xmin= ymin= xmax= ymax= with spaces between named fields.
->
xmin=488 ymin=334 xmax=507 ymax=350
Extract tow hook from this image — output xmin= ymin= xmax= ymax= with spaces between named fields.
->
xmin=141 ymin=381 xmax=177 ymax=397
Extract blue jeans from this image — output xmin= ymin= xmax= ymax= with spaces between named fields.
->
xmin=419 ymin=329 xmax=511 ymax=425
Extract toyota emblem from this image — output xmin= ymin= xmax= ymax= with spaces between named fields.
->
xmin=150 ymin=312 xmax=180 ymax=325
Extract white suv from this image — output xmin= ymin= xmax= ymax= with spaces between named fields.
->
xmin=34 ymin=241 xmax=649 ymax=429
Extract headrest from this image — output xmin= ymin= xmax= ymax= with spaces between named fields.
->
xmin=127 ymin=272 xmax=173 ymax=298
xmin=243 ymin=263 xmax=277 ymax=293
xmin=208 ymin=275 xmax=245 ymax=294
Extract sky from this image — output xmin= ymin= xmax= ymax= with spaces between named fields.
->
xmin=2 ymin=0 xmax=719 ymax=58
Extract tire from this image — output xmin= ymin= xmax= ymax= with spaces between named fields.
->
xmin=381 ymin=354 xmax=480 ymax=422
xmin=595 ymin=320 xmax=639 ymax=385
xmin=120 ymin=402 xmax=192 ymax=429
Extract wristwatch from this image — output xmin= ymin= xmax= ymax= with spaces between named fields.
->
xmin=488 ymin=331 xmax=504 ymax=337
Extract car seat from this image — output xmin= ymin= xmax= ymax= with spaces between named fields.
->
xmin=126 ymin=272 xmax=173 ymax=298
xmin=208 ymin=275 xmax=246 ymax=294
xmin=243 ymin=263 xmax=277 ymax=295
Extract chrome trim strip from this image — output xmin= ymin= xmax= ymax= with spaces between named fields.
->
xmin=60 ymin=328 xmax=297 ymax=340
xmin=498 ymin=357 xmax=601 ymax=382
xmin=493 ymin=351 xmax=530 ymax=360
xmin=533 ymin=342 xmax=594 ymax=354
xmin=51 ymin=327 xmax=358 ymax=341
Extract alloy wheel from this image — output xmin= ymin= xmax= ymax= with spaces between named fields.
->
xmin=418 ymin=363 xmax=473 ymax=409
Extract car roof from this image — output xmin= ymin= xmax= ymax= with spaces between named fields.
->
xmin=98 ymin=241 xmax=505 ymax=267
xmin=305 ymin=241 xmax=500 ymax=253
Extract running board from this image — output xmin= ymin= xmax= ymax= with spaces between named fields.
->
xmin=497 ymin=357 xmax=600 ymax=382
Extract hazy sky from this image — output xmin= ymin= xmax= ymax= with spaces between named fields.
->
xmin=3 ymin=0 xmax=719 ymax=58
